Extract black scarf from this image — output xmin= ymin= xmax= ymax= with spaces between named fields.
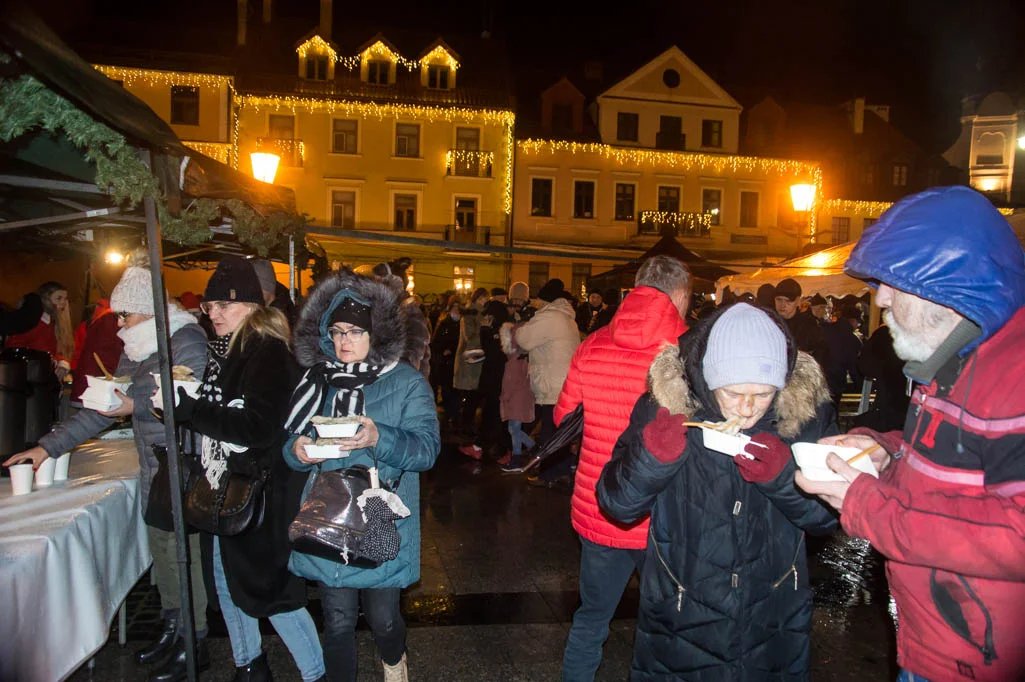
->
xmin=285 ymin=360 xmax=386 ymax=438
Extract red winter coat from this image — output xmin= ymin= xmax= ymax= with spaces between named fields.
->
xmin=70 ymin=301 xmax=124 ymax=401
xmin=842 ymin=307 xmax=1025 ymax=682
xmin=554 ymin=286 xmax=687 ymax=549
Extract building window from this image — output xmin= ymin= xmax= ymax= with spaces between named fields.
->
xmin=454 ymin=265 xmax=475 ymax=293
xmin=574 ymin=180 xmax=595 ymax=219
xmin=861 ymin=164 xmax=876 ymax=185
xmin=702 ymin=189 xmax=722 ymax=225
xmin=617 ymin=112 xmax=639 ymax=142
xmin=528 ymin=262 xmax=550 ymax=294
xmin=394 ymin=194 xmax=417 ymax=231
xmin=170 ymin=86 xmax=199 ymax=126
xmin=395 ymin=123 xmax=420 ymax=157
xmin=892 ymin=164 xmax=909 ymax=187
xmin=863 ymin=217 xmax=877 ymax=230
xmin=367 ymin=60 xmax=390 ymax=85
xmin=427 ymin=64 xmax=450 ymax=89
xmin=531 ymin=178 xmax=553 ymax=216
xmin=657 ymin=186 xmax=680 ymax=213
xmin=614 ymin=183 xmax=635 ymax=221
xmin=739 ymin=191 xmax=759 ymax=227
xmin=331 ymin=190 xmax=356 ymax=229
xmin=552 ymin=103 xmax=574 ymax=134
xmin=305 ymin=55 xmax=329 ymax=80
xmin=571 ymin=263 xmax=591 ymax=299
xmin=657 ymin=115 xmax=684 ymax=150
xmin=454 ymin=198 xmax=477 ymax=232
xmin=268 ymin=114 xmax=294 ymax=139
xmin=701 ymin=120 xmax=723 ymax=148
xmin=831 ymin=217 xmax=851 ymax=243
xmin=332 ymin=119 xmax=358 ymax=154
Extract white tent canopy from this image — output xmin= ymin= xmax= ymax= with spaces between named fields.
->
xmin=716 ymin=242 xmax=872 ymax=299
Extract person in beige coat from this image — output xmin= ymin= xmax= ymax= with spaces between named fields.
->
xmin=515 ymin=279 xmax=580 ymax=482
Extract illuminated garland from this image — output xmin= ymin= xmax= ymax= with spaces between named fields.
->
xmin=445 ymin=148 xmax=494 ymax=175
xmin=182 ymin=141 xmax=232 ymax=164
xmin=297 ymin=37 xmax=459 ymax=72
xmin=237 ymin=94 xmax=514 ymax=125
xmin=94 ymin=65 xmax=233 ymax=90
xmin=502 ymin=122 xmax=513 ymax=214
xmin=638 ymin=210 xmax=712 ymax=227
xmin=820 ymin=198 xmax=892 ymax=217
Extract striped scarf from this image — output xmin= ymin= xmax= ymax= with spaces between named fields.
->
xmin=285 ymin=360 xmax=389 ymax=437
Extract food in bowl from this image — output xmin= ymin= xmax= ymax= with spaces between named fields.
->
xmin=791 ymin=442 xmax=879 ymax=482
xmin=311 ymin=415 xmax=362 ymax=438
xmin=172 ymin=365 xmax=196 ymax=380
xmin=305 ymin=440 xmax=350 ymax=459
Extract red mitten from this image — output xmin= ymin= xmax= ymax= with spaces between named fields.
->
xmin=736 ymin=432 xmax=792 ymax=483
xmin=642 ymin=407 xmax=689 ymax=463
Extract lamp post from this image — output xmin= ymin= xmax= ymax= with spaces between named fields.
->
xmin=250 ymin=152 xmax=281 ymax=184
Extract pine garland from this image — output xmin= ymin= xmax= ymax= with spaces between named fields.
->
xmin=0 ymin=64 xmax=301 ymax=255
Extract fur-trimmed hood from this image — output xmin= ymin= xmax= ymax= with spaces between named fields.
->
xmin=647 ymin=303 xmax=830 ymax=438
xmin=293 ymin=270 xmax=405 ymax=368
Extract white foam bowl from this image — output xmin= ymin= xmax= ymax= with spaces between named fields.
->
xmin=791 ymin=442 xmax=879 ymax=481
xmin=314 ymin=421 xmax=361 ymax=438
xmin=305 ymin=444 xmax=349 ymax=460
xmin=701 ymin=427 xmax=754 ymax=459
xmin=85 ymin=375 xmax=131 ymax=400
xmin=80 ymin=385 xmax=122 ymax=412
xmin=152 ymin=374 xmax=202 ymax=409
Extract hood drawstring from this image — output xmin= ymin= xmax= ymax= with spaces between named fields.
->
xmin=955 ymin=352 xmax=979 ymax=455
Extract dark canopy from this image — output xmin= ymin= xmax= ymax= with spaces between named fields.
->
xmin=587 ymin=236 xmax=737 ymax=294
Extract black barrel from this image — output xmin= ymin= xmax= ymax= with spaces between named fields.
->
xmin=0 ymin=357 xmax=28 ymax=458
xmin=1 ymin=348 xmax=57 ymax=446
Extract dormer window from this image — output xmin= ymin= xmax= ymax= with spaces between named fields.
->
xmin=367 ymin=60 xmax=391 ymax=85
xmin=427 ymin=64 xmax=450 ymax=89
xmin=296 ymin=35 xmax=336 ymax=81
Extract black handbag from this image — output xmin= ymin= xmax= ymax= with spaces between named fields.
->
xmin=288 ymin=465 xmax=402 ymax=568
xmin=145 ymin=445 xmax=193 ymax=532
xmin=184 ymin=466 xmax=268 ymax=536
xmin=535 ymin=403 xmax=584 ymax=462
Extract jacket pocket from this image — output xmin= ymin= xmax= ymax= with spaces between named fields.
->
xmin=930 ymin=569 xmax=998 ymax=666
xmin=649 ymin=523 xmax=686 ymax=613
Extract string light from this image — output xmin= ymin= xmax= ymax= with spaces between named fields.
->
xmin=445 ymin=149 xmax=494 ymax=176
xmin=421 ymin=45 xmax=460 ymax=71
xmin=820 ymin=198 xmax=892 ymax=217
xmin=256 ymin=137 xmax=305 ymax=166
xmin=638 ymin=210 xmax=712 ymax=227
xmin=182 ymin=141 xmax=232 ymax=164
xmin=94 ymin=65 xmax=233 ymax=91
xmin=296 ymin=35 xmax=337 ymax=62
xmin=237 ymin=94 xmax=514 ymax=125
xmin=502 ymin=122 xmax=513 ymax=214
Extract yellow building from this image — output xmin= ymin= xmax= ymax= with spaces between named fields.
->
xmin=232 ymin=25 xmax=515 ymax=297
xmin=511 ymin=47 xmax=821 ymax=295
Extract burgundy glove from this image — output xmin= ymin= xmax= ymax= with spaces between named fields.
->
xmin=736 ymin=432 xmax=792 ymax=483
xmin=642 ymin=407 xmax=689 ymax=463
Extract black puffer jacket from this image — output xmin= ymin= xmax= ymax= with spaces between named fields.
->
xmin=598 ymin=304 xmax=838 ymax=681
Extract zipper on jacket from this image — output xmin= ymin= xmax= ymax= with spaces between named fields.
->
xmin=649 ymin=523 xmax=686 ymax=612
xmin=772 ymin=534 xmax=805 ymax=591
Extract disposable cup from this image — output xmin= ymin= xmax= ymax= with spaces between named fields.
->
xmin=34 ymin=457 xmax=56 ymax=486
xmin=10 ymin=463 xmax=34 ymax=495
xmin=53 ymin=452 xmax=71 ymax=481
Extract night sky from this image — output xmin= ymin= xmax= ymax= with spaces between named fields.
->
xmin=33 ymin=0 xmax=1025 ymax=152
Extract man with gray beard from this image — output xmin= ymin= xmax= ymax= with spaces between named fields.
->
xmin=797 ymin=187 xmax=1025 ymax=682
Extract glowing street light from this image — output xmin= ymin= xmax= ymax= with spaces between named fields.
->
xmin=250 ymin=152 xmax=281 ymax=184
xmin=1018 ymin=135 xmax=1025 ymax=150
xmin=105 ymin=251 xmax=124 ymax=265
xmin=790 ymin=184 xmax=816 ymax=212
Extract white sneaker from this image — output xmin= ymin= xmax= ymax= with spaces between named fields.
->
xmin=382 ymin=653 xmax=409 ymax=682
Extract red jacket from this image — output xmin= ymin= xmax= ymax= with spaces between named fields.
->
xmin=554 ymin=286 xmax=687 ymax=549
xmin=70 ymin=302 xmax=123 ymax=401
xmin=843 ymin=307 xmax=1025 ymax=682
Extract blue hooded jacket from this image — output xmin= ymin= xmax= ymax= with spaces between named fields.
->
xmin=845 ymin=186 xmax=1025 ymax=352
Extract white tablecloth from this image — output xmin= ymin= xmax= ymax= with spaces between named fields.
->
xmin=0 ymin=439 xmax=151 ymax=682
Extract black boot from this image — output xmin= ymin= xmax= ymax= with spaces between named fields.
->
xmin=135 ymin=616 xmax=178 ymax=665
xmin=232 ymin=651 xmax=273 ymax=682
xmin=148 ymin=637 xmax=210 ymax=682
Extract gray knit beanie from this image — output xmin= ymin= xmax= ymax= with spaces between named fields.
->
xmin=110 ymin=266 xmax=155 ymax=316
xmin=702 ymin=303 xmax=787 ymax=390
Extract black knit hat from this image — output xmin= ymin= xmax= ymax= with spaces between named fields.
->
xmin=537 ymin=278 xmax=565 ymax=302
xmin=204 ymin=255 xmax=264 ymax=304
xmin=809 ymin=293 xmax=827 ymax=306
xmin=490 ymin=287 xmax=508 ymax=297
xmin=774 ymin=278 xmax=802 ymax=301
xmin=329 ymin=296 xmax=373 ymax=333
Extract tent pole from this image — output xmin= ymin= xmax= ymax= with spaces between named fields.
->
xmin=288 ymin=235 xmax=296 ymax=303
xmin=142 ymin=150 xmax=198 ymax=682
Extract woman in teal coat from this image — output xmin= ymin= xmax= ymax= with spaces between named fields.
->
xmin=284 ymin=269 xmax=440 ymax=682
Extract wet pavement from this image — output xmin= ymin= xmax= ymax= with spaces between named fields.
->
xmin=70 ymin=426 xmax=899 ymax=681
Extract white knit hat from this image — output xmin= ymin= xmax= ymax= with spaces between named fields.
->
xmin=702 ymin=303 xmax=787 ymax=390
xmin=509 ymin=281 xmax=529 ymax=301
xmin=110 ymin=266 xmax=155 ymax=316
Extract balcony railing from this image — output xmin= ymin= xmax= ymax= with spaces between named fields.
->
xmin=445 ymin=149 xmax=494 ymax=178
xmin=638 ymin=210 xmax=712 ymax=238
xmin=256 ymin=137 xmax=304 ymax=168
xmin=444 ymin=224 xmax=493 ymax=245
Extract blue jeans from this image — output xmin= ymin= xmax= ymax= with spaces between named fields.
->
xmin=212 ymin=537 xmax=325 ymax=681
xmin=898 ymin=671 xmax=931 ymax=682
xmin=562 ymin=537 xmax=645 ymax=681
xmin=320 ymin=585 xmax=406 ymax=681
xmin=508 ymin=419 xmax=535 ymax=455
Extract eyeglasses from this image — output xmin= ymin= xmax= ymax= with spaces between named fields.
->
xmin=200 ymin=301 xmax=237 ymax=315
xmin=328 ymin=327 xmax=368 ymax=343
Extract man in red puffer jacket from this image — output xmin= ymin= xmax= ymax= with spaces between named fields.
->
xmin=554 ymin=255 xmax=691 ymax=682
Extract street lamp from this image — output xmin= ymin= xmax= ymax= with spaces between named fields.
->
xmin=790 ymin=184 xmax=815 ymax=212
xmin=250 ymin=152 xmax=281 ymax=184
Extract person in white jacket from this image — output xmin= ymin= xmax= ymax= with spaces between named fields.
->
xmin=513 ymin=279 xmax=580 ymax=484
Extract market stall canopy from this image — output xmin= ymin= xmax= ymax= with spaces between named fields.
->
xmin=586 ymin=235 xmax=737 ymax=294
xmin=715 ymin=242 xmax=871 ymax=299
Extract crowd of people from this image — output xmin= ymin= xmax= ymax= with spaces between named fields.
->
xmin=2 ymin=185 xmax=1024 ymax=681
